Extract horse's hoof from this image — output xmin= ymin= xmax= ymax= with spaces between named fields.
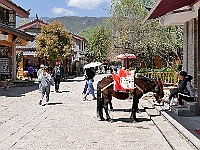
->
xmin=106 ymin=118 xmax=113 ymax=122
xmin=110 ymin=109 xmax=114 ymax=112
xmin=130 ymin=118 xmax=138 ymax=123
xmin=100 ymin=118 xmax=105 ymax=121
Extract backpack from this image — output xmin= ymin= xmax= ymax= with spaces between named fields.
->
xmin=54 ymin=66 xmax=61 ymax=76
xmin=185 ymin=81 xmax=196 ymax=97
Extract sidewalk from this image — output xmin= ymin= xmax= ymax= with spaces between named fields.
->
xmin=0 ymin=75 xmax=199 ymax=149
xmin=162 ymin=87 xmax=200 ymax=140
xmin=146 ymin=92 xmax=200 ymax=149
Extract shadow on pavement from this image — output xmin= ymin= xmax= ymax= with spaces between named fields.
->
xmin=66 ymin=79 xmax=85 ymax=82
xmin=46 ymin=102 xmax=63 ymax=105
xmin=166 ymin=111 xmax=200 ymax=139
xmin=0 ymin=83 xmax=38 ymax=97
xmin=111 ymin=117 xmax=150 ymax=123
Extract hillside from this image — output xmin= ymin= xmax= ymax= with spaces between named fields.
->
xmin=47 ymin=16 xmax=107 ymax=34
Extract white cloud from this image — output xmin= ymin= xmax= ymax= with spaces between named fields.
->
xmin=52 ymin=7 xmax=76 ymax=15
xmin=67 ymin=0 xmax=110 ymax=10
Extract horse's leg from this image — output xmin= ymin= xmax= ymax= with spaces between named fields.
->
xmin=104 ymin=101 xmax=112 ymax=122
xmin=97 ymin=82 xmax=105 ymax=121
xmin=99 ymin=97 xmax=105 ymax=121
xmin=109 ymin=101 xmax=114 ymax=111
xmin=130 ymin=97 xmax=139 ymax=122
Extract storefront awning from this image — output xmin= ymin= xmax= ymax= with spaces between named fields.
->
xmin=143 ymin=0 xmax=199 ymax=23
xmin=0 ymin=23 xmax=34 ymax=42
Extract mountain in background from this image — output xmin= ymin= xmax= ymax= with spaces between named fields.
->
xmin=47 ymin=16 xmax=107 ymax=34
xmin=17 ymin=16 xmax=107 ymax=34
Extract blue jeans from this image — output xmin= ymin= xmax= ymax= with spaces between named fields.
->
xmin=85 ymin=79 xmax=95 ymax=98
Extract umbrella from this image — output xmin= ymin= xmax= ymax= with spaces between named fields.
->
xmin=115 ymin=53 xmax=136 ymax=59
xmin=83 ymin=62 xmax=102 ymax=69
xmin=94 ymin=62 xmax=102 ymax=66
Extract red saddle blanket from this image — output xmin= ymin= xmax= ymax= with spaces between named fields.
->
xmin=112 ymin=69 xmax=134 ymax=92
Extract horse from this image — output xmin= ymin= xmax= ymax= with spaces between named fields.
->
xmin=97 ymin=75 xmax=164 ymax=122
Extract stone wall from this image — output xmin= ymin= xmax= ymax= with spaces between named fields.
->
xmin=183 ymin=18 xmax=198 ymax=89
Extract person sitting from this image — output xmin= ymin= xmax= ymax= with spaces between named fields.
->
xmin=167 ymin=71 xmax=196 ymax=107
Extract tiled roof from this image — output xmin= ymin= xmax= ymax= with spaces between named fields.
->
xmin=16 ymin=40 xmax=37 ymax=50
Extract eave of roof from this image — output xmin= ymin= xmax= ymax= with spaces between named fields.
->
xmin=143 ymin=0 xmax=199 ymax=23
xmin=72 ymin=34 xmax=88 ymax=43
xmin=0 ymin=0 xmax=29 ymax=18
xmin=0 ymin=23 xmax=34 ymax=41
xmin=17 ymin=18 xmax=48 ymax=30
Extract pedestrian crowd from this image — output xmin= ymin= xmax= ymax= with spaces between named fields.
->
xmin=37 ymin=62 xmax=62 ymax=106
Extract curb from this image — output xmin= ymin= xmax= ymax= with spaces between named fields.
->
xmin=149 ymin=100 xmax=200 ymax=149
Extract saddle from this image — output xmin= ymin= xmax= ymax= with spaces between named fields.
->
xmin=112 ymin=69 xmax=135 ymax=92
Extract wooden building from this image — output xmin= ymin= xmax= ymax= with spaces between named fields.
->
xmin=16 ymin=18 xmax=48 ymax=78
xmin=16 ymin=18 xmax=88 ymax=77
xmin=0 ymin=0 xmax=34 ymax=81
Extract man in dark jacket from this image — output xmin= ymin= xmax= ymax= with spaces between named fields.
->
xmin=52 ymin=62 xmax=61 ymax=93
xmin=83 ymin=68 xmax=96 ymax=101
xmin=168 ymin=71 xmax=194 ymax=105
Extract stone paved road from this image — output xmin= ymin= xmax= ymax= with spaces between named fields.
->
xmin=0 ymin=74 xmax=195 ymax=150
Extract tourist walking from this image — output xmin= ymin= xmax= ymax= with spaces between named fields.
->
xmin=37 ymin=64 xmax=44 ymax=91
xmin=83 ymin=68 xmax=96 ymax=101
xmin=28 ymin=65 xmax=34 ymax=80
xmin=52 ymin=62 xmax=61 ymax=93
xmin=38 ymin=66 xmax=52 ymax=105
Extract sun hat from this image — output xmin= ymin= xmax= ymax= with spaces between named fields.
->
xmin=40 ymin=64 xmax=44 ymax=68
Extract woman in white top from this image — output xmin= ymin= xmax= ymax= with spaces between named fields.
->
xmin=38 ymin=66 xmax=52 ymax=105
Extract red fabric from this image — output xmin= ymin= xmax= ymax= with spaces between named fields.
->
xmin=112 ymin=69 xmax=132 ymax=91
xmin=118 ymin=69 xmax=131 ymax=77
xmin=112 ymin=74 xmax=124 ymax=91
xmin=194 ymin=130 xmax=200 ymax=135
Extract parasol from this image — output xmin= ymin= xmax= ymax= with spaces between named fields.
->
xmin=115 ymin=53 xmax=136 ymax=59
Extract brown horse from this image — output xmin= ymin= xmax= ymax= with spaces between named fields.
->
xmin=97 ymin=75 xmax=164 ymax=122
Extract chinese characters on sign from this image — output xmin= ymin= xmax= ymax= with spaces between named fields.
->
xmin=0 ymin=58 xmax=10 ymax=75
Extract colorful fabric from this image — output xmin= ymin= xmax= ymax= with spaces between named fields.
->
xmin=112 ymin=69 xmax=135 ymax=92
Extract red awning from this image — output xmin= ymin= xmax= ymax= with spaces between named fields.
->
xmin=147 ymin=0 xmax=199 ymax=20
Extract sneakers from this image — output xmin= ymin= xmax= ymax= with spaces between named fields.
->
xmin=39 ymin=100 xmax=42 ymax=105
xmin=83 ymin=97 xmax=86 ymax=101
xmin=93 ymin=97 xmax=97 ymax=100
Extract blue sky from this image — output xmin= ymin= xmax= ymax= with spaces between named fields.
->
xmin=12 ymin=0 xmax=111 ymax=18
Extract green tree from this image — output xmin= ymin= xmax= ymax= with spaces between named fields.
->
xmin=107 ymin=0 xmax=183 ymax=68
xmin=36 ymin=21 xmax=74 ymax=66
xmin=81 ymin=26 xmax=111 ymax=62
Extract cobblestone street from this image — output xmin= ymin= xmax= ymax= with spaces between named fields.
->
xmin=0 ymin=75 xmax=197 ymax=149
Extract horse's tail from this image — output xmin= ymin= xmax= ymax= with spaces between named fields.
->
xmin=97 ymin=81 xmax=103 ymax=118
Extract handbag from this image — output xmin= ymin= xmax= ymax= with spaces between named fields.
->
xmin=50 ymin=78 xmax=54 ymax=86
